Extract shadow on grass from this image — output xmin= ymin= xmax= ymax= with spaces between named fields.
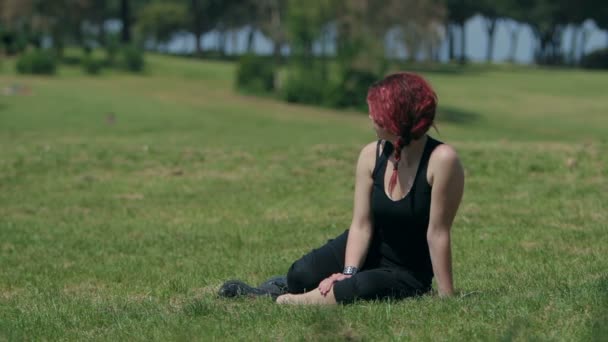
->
xmin=436 ymin=106 xmax=482 ymax=125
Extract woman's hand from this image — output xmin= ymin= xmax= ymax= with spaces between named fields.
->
xmin=318 ymin=273 xmax=352 ymax=296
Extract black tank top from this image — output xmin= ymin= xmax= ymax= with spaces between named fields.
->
xmin=370 ymin=136 xmax=443 ymax=285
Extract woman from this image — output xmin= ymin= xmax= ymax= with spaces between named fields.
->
xmin=220 ymin=72 xmax=464 ymax=304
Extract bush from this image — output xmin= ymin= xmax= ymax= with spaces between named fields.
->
xmin=16 ymin=50 xmax=56 ymax=75
xmin=104 ymin=35 xmax=121 ymax=67
xmin=61 ymin=55 xmax=82 ymax=66
xmin=1 ymin=30 xmax=28 ymax=55
xmin=82 ymin=55 xmax=103 ymax=75
xmin=282 ymin=68 xmax=328 ymax=106
xmin=326 ymin=68 xmax=378 ymax=111
xmin=119 ymin=45 xmax=145 ymax=72
xmin=236 ymin=54 xmax=275 ymax=94
xmin=581 ymin=48 xmax=608 ymax=70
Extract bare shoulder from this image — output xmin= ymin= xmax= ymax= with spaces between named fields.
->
xmin=357 ymin=141 xmax=380 ymax=174
xmin=428 ymin=143 xmax=464 ymax=184
xmin=430 ymin=143 xmax=460 ymax=165
xmin=360 ymin=140 xmax=379 ymax=158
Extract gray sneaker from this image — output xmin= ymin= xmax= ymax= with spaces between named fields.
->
xmin=258 ymin=275 xmax=288 ymax=298
xmin=218 ymin=280 xmax=274 ymax=299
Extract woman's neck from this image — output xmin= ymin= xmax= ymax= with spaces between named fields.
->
xmin=399 ymin=134 xmax=427 ymax=165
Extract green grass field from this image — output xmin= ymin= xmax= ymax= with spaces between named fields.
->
xmin=1 ymin=55 xmax=607 ymax=341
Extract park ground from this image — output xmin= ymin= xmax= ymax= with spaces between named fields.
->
xmin=0 ymin=56 xmax=607 ymax=340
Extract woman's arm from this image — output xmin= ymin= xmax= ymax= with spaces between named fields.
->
xmin=343 ymin=142 xmax=376 ymax=268
xmin=427 ymin=145 xmax=464 ymax=297
xmin=318 ymin=142 xmax=376 ymax=296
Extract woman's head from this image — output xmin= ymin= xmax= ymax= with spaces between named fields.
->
xmin=367 ymin=72 xmax=437 ymax=146
xmin=367 ymin=72 xmax=438 ymax=194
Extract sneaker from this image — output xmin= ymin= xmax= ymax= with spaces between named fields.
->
xmin=218 ymin=280 xmax=273 ymax=299
xmin=258 ymin=275 xmax=288 ymax=298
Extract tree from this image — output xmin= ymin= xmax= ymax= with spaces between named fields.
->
xmin=186 ymin=0 xmax=238 ymax=57
xmin=284 ymin=0 xmax=335 ymax=84
xmin=445 ymin=0 xmax=477 ymax=64
xmin=28 ymin=0 xmax=97 ymax=55
xmin=0 ymin=0 xmax=35 ymax=53
xmin=525 ymin=0 xmax=567 ymax=64
xmin=104 ymin=0 xmax=147 ymax=44
xmin=590 ymin=3 xmax=608 ymax=47
xmin=502 ymin=0 xmax=529 ymax=63
xmin=478 ymin=0 xmax=503 ymax=63
xmin=0 ymin=0 xmax=33 ymax=29
xmin=255 ymin=0 xmax=288 ymax=64
xmin=120 ymin=0 xmax=131 ymax=43
xmin=137 ymin=2 xmax=188 ymax=50
xmin=392 ymin=0 xmax=446 ymax=62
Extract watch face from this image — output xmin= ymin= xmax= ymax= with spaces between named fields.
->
xmin=343 ymin=266 xmax=358 ymax=275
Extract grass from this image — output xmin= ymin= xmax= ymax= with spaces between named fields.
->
xmin=1 ymin=54 xmax=607 ymax=341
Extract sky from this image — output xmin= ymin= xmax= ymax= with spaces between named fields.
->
xmin=165 ymin=15 xmax=607 ymax=64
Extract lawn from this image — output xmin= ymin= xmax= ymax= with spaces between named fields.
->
xmin=0 ymin=54 xmax=607 ymax=341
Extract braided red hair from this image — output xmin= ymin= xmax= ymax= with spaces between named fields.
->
xmin=367 ymin=72 xmax=437 ymax=194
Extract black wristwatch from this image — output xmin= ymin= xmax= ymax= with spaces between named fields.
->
xmin=343 ymin=266 xmax=358 ymax=276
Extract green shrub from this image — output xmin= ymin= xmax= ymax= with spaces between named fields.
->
xmin=61 ymin=55 xmax=82 ymax=66
xmin=581 ymin=48 xmax=608 ymax=70
xmin=1 ymin=30 xmax=28 ymax=55
xmin=82 ymin=55 xmax=103 ymax=75
xmin=119 ymin=45 xmax=145 ymax=72
xmin=282 ymin=69 xmax=328 ymax=106
xmin=16 ymin=49 xmax=56 ymax=75
xmin=235 ymin=54 xmax=275 ymax=94
xmin=104 ymin=35 xmax=121 ymax=67
xmin=326 ymin=68 xmax=378 ymax=111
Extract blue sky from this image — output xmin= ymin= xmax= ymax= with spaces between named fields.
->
xmin=165 ymin=15 xmax=608 ymax=64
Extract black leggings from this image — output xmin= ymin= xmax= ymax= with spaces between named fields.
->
xmin=286 ymin=230 xmax=431 ymax=304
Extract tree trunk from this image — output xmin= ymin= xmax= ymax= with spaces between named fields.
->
xmin=552 ymin=27 xmax=564 ymax=64
xmin=539 ymin=33 xmax=550 ymax=64
xmin=433 ymin=41 xmax=441 ymax=62
xmin=485 ymin=18 xmax=497 ymax=63
xmin=579 ymin=28 xmax=589 ymax=61
xmin=194 ymin=32 xmax=203 ymax=56
xmin=52 ymin=28 xmax=65 ymax=57
xmin=447 ymin=23 xmax=455 ymax=61
xmin=217 ymin=28 xmax=226 ymax=57
xmin=570 ymin=25 xmax=580 ymax=65
xmin=96 ymin=0 xmax=107 ymax=47
xmin=459 ymin=22 xmax=466 ymax=64
xmin=191 ymin=0 xmax=203 ymax=56
xmin=507 ymin=23 xmax=520 ymax=63
xmin=270 ymin=3 xmax=283 ymax=66
xmin=120 ymin=0 xmax=131 ymax=43
xmin=273 ymin=40 xmax=282 ymax=65
xmin=231 ymin=30 xmax=239 ymax=55
xmin=99 ymin=19 xmax=106 ymax=47
xmin=536 ymin=33 xmax=544 ymax=63
xmin=320 ymin=27 xmax=328 ymax=81
xmin=247 ymin=27 xmax=256 ymax=53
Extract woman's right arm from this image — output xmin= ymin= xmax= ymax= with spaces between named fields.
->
xmin=318 ymin=142 xmax=376 ymax=295
xmin=343 ymin=142 xmax=376 ymax=269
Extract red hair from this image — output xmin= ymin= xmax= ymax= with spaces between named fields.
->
xmin=367 ymin=72 xmax=437 ymax=194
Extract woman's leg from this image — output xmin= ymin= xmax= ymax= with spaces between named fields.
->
xmin=278 ymin=267 xmax=429 ymax=305
xmin=277 ymin=287 xmax=337 ymax=304
xmin=286 ymin=230 xmax=349 ymax=293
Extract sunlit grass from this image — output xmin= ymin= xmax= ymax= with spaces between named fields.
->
xmin=0 ymin=54 xmax=606 ymax=340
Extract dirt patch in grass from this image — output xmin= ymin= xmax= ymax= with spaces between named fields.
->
xmin=0 ymin=287 xmax=23 ymax=300
xmin=62 ymin=281 xmax=107 ymax=297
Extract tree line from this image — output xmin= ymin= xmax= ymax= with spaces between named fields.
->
xmin=1 ymin=0 xmax=607 ymax=65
